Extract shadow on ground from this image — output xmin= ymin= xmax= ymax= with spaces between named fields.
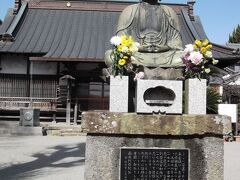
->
xmin=0 ymin=142 xmax=85 ymax=180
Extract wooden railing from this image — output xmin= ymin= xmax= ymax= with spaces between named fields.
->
xmin=0 ymin=97 xmax=58 ymax=111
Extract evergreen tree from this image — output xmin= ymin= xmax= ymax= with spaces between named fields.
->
xmin=229 ymin=24 xmax=240 ymax=43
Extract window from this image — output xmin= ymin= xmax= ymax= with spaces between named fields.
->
xmin=76 ymin=82 xmax=109 ymax=110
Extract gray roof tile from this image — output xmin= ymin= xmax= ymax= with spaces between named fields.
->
xmin=0 ymin=8 xmax=119 ymax=61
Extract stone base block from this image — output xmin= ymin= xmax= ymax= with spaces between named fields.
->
xmin=110 ymin=76 xmax=128 ymax=112
xmin=82 ymin=112 xmax=231 ymax=180
xmin=85 ymin=135 xmax=222 ymax=180
xmin=136 ymin=80 xmax=182 ymax=114
xmin=185 ymin=78 xmax=206 ymax=114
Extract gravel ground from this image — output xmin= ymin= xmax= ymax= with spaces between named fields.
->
xmin=0 ymin=135 xmax=86 ymax=180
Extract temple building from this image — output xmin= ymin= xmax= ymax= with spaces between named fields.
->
xmin=0 ymin=0 xmax=240 ymax=121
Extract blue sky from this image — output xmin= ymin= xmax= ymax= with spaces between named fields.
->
xmin=0 ymin=0 xmax=239 ymax=45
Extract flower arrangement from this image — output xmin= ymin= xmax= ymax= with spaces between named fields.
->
xmin=182 ymin=39 xmax=218 ymax=79
xmin=110 ymin=35 xmax=140 ymax=77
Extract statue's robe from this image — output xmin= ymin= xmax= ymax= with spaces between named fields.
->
xmin=108 ymin=3 xmax=185 ymax=68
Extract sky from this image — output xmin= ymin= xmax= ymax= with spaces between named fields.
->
xmin=0 ymin=0 xmax=239 ymax=45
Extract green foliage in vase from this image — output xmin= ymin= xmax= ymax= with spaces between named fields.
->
xmin=207 ymin=87 xmax=222 ymax=114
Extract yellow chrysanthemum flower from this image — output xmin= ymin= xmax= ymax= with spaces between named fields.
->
xmin=121 ymin=36 xmax=133 ymax=47
xmin=123 ymin=56 xmax=128 ymax=60
xmin=193 ymin=44 xmax=198 ymax=49
xmin=120 ymin=36 xmax=127 ymax=45
xmin=118 ymin=59 xmax=126 ymax=66
xmin=195 ymin=39 xmax=202 ymax=47
xmin=117 ymin=44 xmax=123 ymax=52
xmin=127 ymin=36 xmax=133 ymax=46
xmin=206 ymin=44 xmax=212 ymax=50
xmin=201 ymin=47 xmax=207 ymax=54
xmin=202 ymin=39 xmax=209 ymax=47
xmin=121 ymin=36 xmax=127 ymax=42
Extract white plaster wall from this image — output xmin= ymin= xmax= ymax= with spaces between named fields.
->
xmin=0 ymin=55 xmax=27 ymax=74
xmin=30 ymin=61 xmax=57 ymax=75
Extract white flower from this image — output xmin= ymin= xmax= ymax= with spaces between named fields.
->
xmin=189 ymin=51 xmax=203 ymax=65
xmin=121 ymin=46 xmax=129 ymax=53
xmin=212 ymin=58 xmax=219 ymax=65
xmin=110 ymin=36 xmax=121 ymax=46
xmin=184 ymin=44 xmax=194 ymax=53
xmin=205 ymin=68 xmax=211 ymax=74
xmin=134 ymin=72 xmax=145 ymax=81
xmin=129 ymin=45 xmax=138 ymax=53
xmin=134 ymin=42 xmax=140 ymax=47
xmin=205 ymin=51 xmax=213 ymax=58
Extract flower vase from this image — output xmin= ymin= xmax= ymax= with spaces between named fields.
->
xmin=184 ymin=78 xmax=206 ymax=114
xmin=109 ymin=76 xmax=129 ymax=112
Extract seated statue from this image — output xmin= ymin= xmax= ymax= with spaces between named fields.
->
xmin=105 ymin=0 xmax=185 ymax=80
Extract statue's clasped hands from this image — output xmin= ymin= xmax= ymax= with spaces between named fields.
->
xmin=138 ymin=44 xmax=170 ymax=53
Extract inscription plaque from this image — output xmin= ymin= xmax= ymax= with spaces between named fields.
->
xmin=120 ymin=148 xmax=189 ymax=180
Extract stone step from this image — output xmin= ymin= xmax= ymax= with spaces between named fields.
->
xmin=60 ymin=132 xmax=86 ymax=136
xmin=47 ymin=130 xmax=85 ymax=136
xmin=10 ymin=126 xmax=43 ymax=136
xmin=0 ymin=121 xmax=17 ymax=135
xmin=0 ymin=122 xmax=42 ymax=136
xmin=44 ymin=124 xmax=84 ymax=136
xmin=0 ymin=129 xmax=10 ymax=134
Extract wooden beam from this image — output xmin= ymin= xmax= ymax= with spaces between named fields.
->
xmin=28 ymin=1 xmax=131 ymax=12
xmin=30 ymin=56 xmax=104 ymax=63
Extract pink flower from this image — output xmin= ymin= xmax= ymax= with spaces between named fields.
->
xmin=134 ymin=72 xmax=145 ymax=81
xmin=189 ymin=51 xmax=203 ymax=65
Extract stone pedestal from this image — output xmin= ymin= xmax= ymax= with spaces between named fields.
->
xmin=82 ymin=112 xmax=231 ymax=180
xmin=185 ymin=78 xmax=206 ymax=114
xmin=19 ymin=108 xmax=40 ymax=127
xmin=110 ymin=76 xmax=128 ymax=112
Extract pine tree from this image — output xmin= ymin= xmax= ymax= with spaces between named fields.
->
xmin=229 ymin=24 xmax=240 ymax=43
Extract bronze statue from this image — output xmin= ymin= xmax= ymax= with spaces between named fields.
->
xmin=105 ymin=0 xmax=185 ymax=80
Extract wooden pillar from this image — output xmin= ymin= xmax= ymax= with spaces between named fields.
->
xmin=66 ymin=80 xmax=71 ymax=124
xmin=52 ymin=112 xmax=56 ymax=123
xmin=74 ymin=99 xmax=78 ymax=125
xmin=0 ymin=55 xmax=2 ymax=70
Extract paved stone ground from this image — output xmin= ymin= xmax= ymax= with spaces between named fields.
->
xmin=0 ymin=134 xmax=239 ymax=180
xmin=0 ymin=135 xmax=86 ymax=180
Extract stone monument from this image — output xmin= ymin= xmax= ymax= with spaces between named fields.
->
xmin=82 ymin=1 xmax=229 ymax=180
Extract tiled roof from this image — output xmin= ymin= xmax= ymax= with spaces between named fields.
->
xmin=0 ymin=3 xmax=120 ymax=61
